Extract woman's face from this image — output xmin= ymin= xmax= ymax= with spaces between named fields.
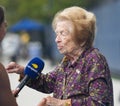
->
xmin=55 ymin=20 xmax=78 ymax=55
xmin=0 ymin=21 xmax=7 ymax=41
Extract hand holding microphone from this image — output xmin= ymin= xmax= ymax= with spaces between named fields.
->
xmin=6 ymin=57 xmax=44 ymax=97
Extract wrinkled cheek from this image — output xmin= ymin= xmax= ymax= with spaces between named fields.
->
xmin=67 ymin=46 xmax=73 ymax=53
xmin=59 ymin=47 xmax=66 ymax=54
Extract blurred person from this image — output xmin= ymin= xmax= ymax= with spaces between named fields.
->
xmin=20 ymin=31 xmax=30 ymax=44
xmin=19 ymin=31 xmax=30 ymax=59
xmin=1 ymin=33 xmax=21 ymax=62
xmin=6 ymin=6 xmax=114 ymax=106
xmin=0 ymin=6 xmax=18 ymax=106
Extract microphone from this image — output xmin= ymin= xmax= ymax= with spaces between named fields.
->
xmin=14 ymin=57 xmax=44 ymax=97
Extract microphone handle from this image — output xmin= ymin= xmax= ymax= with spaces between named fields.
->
xmin=14 ymin=75 xmax=29 ymax=97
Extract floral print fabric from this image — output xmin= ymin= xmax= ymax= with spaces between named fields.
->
xmin=27 ymin=47 xmax=114 ymax=106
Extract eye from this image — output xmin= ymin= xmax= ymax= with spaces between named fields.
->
xmin=61 ymin=30 xmax=69 ymax=36
xmin=61 ymin=31 xmax=67 ymax=36
xmin=55 ymin=30 xmax=69 ymax=37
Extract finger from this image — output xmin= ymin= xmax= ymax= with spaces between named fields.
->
xmin=37 ymin=98 xmax=46 ymax=106
xmin=5 ymin=62 xmax=21 ymax=74
xmin=12 ymin=88 xmax=20 ymax=98
xmin=6 ymin=62 xmax=16 ymax=69
xmin=46 ymin=96 xmax=52 ymax=99
xmin=6 ymin=68 xmax=19 ymax=73
xmin=5 ymin=62 xmax=17 ymax=72
xmin=46 ymin=96 xmax=54 ymax=106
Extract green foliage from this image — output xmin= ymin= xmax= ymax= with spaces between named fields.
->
xmin=0 ymin=0 xmax=104 ymax=25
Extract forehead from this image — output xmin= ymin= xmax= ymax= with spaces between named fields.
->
xmin=55 ymin=20 xmax=74 ymax=31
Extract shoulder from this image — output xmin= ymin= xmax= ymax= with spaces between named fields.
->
xmin=83 ymin=48 xmax=110 ymax=76
xmin=0 ymin=62 xmax=5 ymax=71
xmin=84 ymin=48 xmax=111 ymax=78
xmin=85 ymin=48 xmax=107 ymax=64
xmin=0 ymin=62 xmax=7 ymax=74
xmin=0 ymin=62 xmax=7 ymax=77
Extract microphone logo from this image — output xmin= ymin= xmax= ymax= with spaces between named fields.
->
xmin=24 ymin=57 xmax=44 ymax=79
xmin=32 ymin=63 xmax=38 ymax=69
xmin=27 ymin=63 xmax=39 ymax=75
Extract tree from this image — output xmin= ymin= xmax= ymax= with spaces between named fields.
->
xmin=0 ymin=0 xmax=104 ymax=25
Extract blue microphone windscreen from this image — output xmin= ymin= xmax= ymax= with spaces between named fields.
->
xmin=24 ymin=57 xmax=44 ymax=79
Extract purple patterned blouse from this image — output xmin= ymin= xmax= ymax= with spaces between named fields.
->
xmin=27 ymin=47 xmax=114 ymax=106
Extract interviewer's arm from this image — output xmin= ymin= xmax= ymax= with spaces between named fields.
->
xmin=0 ymin=63 xmax=18 ymax=106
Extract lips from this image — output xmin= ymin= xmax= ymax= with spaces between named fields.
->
xmin=57 ymin=46 xmax=62 ymax=50
xmin=57 ymin=45 xmax=63 ymax=50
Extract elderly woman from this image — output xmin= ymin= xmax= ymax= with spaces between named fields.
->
xmin=6 ymin=6 xmax=114 ymax=106
xmin=0 ymin=6 xmax=18 ymax=106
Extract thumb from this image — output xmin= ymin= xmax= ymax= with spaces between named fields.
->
xmin=37 ymin=98 xmax=47 ymax=106
xmin=12 ymin=88 xmax=20 ymax=97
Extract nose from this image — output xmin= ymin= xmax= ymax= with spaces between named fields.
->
xmin=55 ymin=35 xmax=61 ymax=43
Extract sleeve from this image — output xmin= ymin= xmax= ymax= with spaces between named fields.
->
xmin=71 ymin=78 xmax=109 ymax=106
xmin=25 ymin=66 xmax=59 ymax=94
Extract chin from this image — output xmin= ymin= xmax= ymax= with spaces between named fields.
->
xmin=58 ymin=49 xmax=67 ymax=54
xmin=59 ymin=50 xmax=64 ymax=54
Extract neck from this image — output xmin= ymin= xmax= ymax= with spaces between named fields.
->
xmin=67 ymin=47 xmax=84 ymax=64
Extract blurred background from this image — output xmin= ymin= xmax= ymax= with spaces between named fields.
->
xmin=0 ymin=0 xmax=120 ymax=106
